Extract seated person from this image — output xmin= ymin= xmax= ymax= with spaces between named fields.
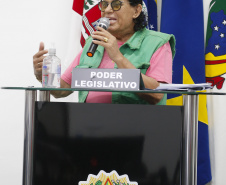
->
xmin=33 ymin=0 xmax=175 ymax=105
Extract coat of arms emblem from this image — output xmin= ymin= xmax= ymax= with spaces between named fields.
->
xmin=79 ymin=170 xmax=138 ymax=185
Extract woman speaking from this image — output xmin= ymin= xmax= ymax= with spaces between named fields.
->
xmin=33 ymin=0 xmax=175 ymax=105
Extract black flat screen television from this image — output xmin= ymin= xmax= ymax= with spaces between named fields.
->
xmin=33 ymin=102 xmax=183 ymax=185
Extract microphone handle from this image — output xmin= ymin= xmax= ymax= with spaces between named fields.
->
xmin=87 ymin=41 xmax=98 ymax=57
xmin=86 ymin=23 xmax=108 ymax=57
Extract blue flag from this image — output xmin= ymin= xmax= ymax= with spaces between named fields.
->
xmin=143 ymin=0 xmax=157 ymax=31
xmin=161 ymin=0 xmax=212 ymax=184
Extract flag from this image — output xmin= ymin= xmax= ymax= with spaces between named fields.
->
xmin=205 ymin=0 xmax=226 ymax=184
xmin=161 ymin=0 xmax=212 ymax=184
xmin=205 ymin=0 xmax=226 ymax=89
xmin=73 ymin=0 xmax=101 ymax=47
xmin=72 ymin=0 xmax=157 ymax=47
xmin=142 ymin=0 xmax=157 ymax=31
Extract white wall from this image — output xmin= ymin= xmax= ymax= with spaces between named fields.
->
xmin=0 ymin=0 xmax=81 ymax=184
xmin=0 ymin=0 xmax=221 ymax=185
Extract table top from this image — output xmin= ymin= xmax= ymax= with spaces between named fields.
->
xmin=2 ymin=86 xmax=226 ymax=96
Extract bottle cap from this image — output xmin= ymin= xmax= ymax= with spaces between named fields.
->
xmin=49 ymin=42 xmax=56 ymax=55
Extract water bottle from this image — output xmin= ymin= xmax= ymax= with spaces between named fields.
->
xmin=42 ymin=43 xmax=61 ymax=88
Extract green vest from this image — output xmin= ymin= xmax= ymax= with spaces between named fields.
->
xmin=75 ymin=28 xmax=176 ymax=105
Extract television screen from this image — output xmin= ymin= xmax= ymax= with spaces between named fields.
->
xmin=33 ymin=102 xmax=183 ymax=185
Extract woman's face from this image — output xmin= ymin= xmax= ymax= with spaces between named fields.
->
xmin=101 ymin=0 xmax=142 ymax=36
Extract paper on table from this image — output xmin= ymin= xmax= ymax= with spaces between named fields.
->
xmin=152 ymin=83 xmax=213 ymax=91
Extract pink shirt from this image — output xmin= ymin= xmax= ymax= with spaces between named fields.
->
xmin=62 ymin=42 xmax=172 ymax=103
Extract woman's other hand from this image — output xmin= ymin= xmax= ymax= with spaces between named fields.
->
xmin=33 ymin=42 xmax=48 ymax=82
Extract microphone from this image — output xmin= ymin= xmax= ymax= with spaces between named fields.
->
xmin=87 ymin=17 xmax=110 ymax=57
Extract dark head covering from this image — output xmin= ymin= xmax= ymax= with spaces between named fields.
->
xmin=128 ymin=0 xmax=147 ymax=31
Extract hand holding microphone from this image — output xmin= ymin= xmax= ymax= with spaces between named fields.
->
xmin=87 ymin=17 xmax=110 ymax=57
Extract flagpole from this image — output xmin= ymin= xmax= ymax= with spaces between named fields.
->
xmin=182 ymin=94 xmax=199 ymax=185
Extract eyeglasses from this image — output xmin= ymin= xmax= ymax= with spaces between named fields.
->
xmin=98 ymin=0 xmax=125 ymax=12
